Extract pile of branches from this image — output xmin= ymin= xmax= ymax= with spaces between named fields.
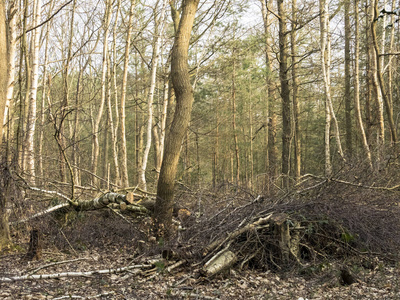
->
xmin=174 ymin=175 xmax=400 ymax=275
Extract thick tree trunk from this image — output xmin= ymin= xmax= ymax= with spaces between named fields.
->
xmin=155 ymin=0 xmax=200 ymax=237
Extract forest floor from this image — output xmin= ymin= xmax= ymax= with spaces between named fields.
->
xmin=1 ymin=244 xmax=400 ymax=300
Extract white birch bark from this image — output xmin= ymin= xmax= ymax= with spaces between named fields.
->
xmin=24 ymin=0 xmax=42 ymax=182
xmin=354 ymin=0 xmax=372 ymax=169
xmin=4 ymin=3 xmax=16 ymax=133
xmin=138 ymin=0 xmax=168 ymax=190
xmin=108 ymin=0 xmax=121 ymax=186
xmin=119 ymin=0 xmax=136 ymax=188
xmin=92 ymin=0 xmax=112 ymax=186
xmin=320 ymin=0 xmax=344 ymax=176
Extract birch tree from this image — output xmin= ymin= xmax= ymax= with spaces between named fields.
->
xmin=0 ymin=0 xmax=10 ymax=249
xmin=354 ymin=0 xmax=372 ymax=168
xmin=119 ymin=0 xmax=136 ymax=188
xmin=138 ymin=0 xmax=168 ymax=190
xmin=320 ymin=0 xmax=344 ymax=176
xmin=92 ymin=0 xmax=112 ymax=187
xmin=24 ymin=0 xmax=42 ymax=183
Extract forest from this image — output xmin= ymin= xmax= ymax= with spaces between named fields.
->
xmin=0 ymin=0 xmax=400 ymax=298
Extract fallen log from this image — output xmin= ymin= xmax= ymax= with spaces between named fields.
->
xmin=0 ymin=264 xmax=152 ymax=282
xmin=201 ymin=249 xmax=237 ymax=277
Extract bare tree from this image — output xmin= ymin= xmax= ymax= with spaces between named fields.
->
xmin=139 ymin=0 xmax=168 ymax=190
xmin=354 ymin=0 xmax=372 ymax=168
xmin=119 ymin=0 xmax=136 ymax=188
xmin=24 ymin=0 xmax=42 ymax=183
xmin=155 ymin=0 xmax=200 ymax=237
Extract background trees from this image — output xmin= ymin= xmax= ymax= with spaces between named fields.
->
xmin=0 ymin=0 xmax=398 ymax=209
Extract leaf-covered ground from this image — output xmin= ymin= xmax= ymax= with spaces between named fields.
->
xmin=1 ymin=246 xmax=399 ymax=300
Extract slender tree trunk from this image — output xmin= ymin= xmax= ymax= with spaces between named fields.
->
xmin=155 ymin=0 xmax=200 ymax=237
xmin=320 ymin=0 xmax=332 ymax=176
xmin=364 ymin=1 xmax=373 ymax=146
xmin=277 ymin=0 xmax=291 ymax=188
xmin=369 ymin=1 xmax=385 ymax=162
xmin=0 ymin=0 xmax=10 ymax=249
xmin=231 ymin=56 xmax=240 ymax=185
xmin=119 ymin=0 xmax=136 ymax=188
xmin=344 ymin=0 xmax=352 ymax=157
xmin=92 ymin=0 xmax=112 ymax=186
xmin=371 ymin=0 xmax=397 ymax=144
xmin=139 ymin=0 xmax=168 ymax=190
xmin=38 ymin=2 xmax=53 ymax=181
xmin=4 ymin=2 xmax=17 ymax=164
xmin=354 ymin=0 xmax=372 ymax=168
xmin=291 ymin=0 xmax=301 ymax=181
xmin=24 ymin=0 xmax=42 ymax=183
xmin=108 ymin=0 xmax=121 ymax=187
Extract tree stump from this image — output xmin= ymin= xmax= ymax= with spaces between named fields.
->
xmin=25 ymin=229 xmax=42 ymax=261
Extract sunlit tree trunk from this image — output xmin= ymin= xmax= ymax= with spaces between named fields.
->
xmin=139 ymin=0 xmax=168 ymax=190
xmin=354 ymin=0 xmax=372 ymax=169
xmin=369 ymin=1 xmax=385 ymax=162
xmin=320 ymin=0 xmax=344 ymax=176
xmin=92 ymin=0 xmax=112 ymax=187
xmin=4 ymin=2 xmax=17 ymax=163
xmin=119 ymin=0 xmax=136 ymax=188
xmin=108 ymin=0 xmax=121 ymax=186
xmin=24 ymin=0 xmax=42 ymax=183
xmin=155 ymin=0 xmax=200 ymax=237
xmin=38 ymin=1 xmax=53 ymax=180
xmin=0 ymin=0 xmax=10 ymax=249
xmin=371 ymin=0 xmax=397 ymax=145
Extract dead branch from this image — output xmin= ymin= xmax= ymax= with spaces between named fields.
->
xmin=203 ymin=213 xmax=273 ymax=256
xmin=299 ymin=173 xmax=400 ymax=191
xmin=0 ymin=264 xmax=152 ymax=282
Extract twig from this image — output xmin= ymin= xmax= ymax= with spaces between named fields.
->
xmin=27 ymin=258 xmax=88 ymax=275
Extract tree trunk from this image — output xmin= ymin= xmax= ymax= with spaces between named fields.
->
xmin=369 ymin=1 xmax=385 ymax=163
xmin=139 ymin=0 xmax=168 ymax=190
xmin=92 ymin=0 xmax=112 ymax=187
xmin=24 ymin=0 xmax=42 ymax=183
xmin=155 ymin=0 xmax=200 ymax=237
xmin=231 ymin=56 xmax=240 ymax=185
xmin=354 ymin=0 xmax=372 ymax=169
xmin=277 ymin=0 xmax=291 ymax=188
xmin=291 ymin=0 xmax=301 ymax=181
xmin=371 ymin=0 xmax=397 ymax=144
xmin=344 ymin=0 xmax=352 ymax=157
xmin=320 ymin=0 xmax=332 ymax=176
xmin=119 ymin=0 xmax=136 ymax=188
xmin=0 ymin=0 xmax=10 ymax=249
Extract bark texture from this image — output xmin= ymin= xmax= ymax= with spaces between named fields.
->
xmin=0 ymin=0 xmax=10 ymax=249
xmin=155 ymin=0 xmax=200 ymax=237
